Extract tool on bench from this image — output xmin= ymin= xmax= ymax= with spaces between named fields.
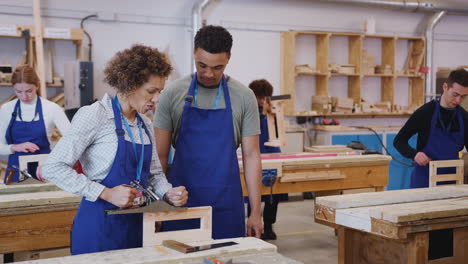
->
xmin=163 ymin=240 xmax=238 ymax=254
xmin=105 ymin=181 xmax=185 ymax=214
xmin=4 ymin=165 xmax=42 ymax=184
xmin=203 ymin=257 xmax=252 ymax=264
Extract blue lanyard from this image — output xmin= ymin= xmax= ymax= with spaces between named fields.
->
xmin=194 ymin=82 xmax=223 ymax=109
xmin=114 ymin=97 xmax=145 ymax=182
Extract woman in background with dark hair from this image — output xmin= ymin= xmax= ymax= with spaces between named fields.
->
xmin=0 ymin=65 xmax=70 ymax=183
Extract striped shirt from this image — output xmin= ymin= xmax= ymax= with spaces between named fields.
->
xmin=43 ymin=93 xmax=172 ymax=202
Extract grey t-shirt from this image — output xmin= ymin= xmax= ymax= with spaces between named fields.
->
xmin=154 ymin=74 xmax=260 ymax=148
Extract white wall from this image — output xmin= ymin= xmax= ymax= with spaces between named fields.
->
xmin=1 ymin=0 xmax=468 ymax=126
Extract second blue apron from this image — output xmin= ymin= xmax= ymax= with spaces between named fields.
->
xmin=5 ymin=98 xmax=50 ymax=183
xmin=410 ymin=100 xmax=464 ymax=188
xmin=164 ymin=73 xmax=245 ymax=239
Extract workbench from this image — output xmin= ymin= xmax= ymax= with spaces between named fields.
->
xmin=239 ymin=153 xmax=392 ymax=196
xmin=0 ymin=183 xmax=80 ymax=255
xmin=16 ymin=237 xmax=301 ymax=264
xmin=315 ymin=185 xmax=468 ymax=264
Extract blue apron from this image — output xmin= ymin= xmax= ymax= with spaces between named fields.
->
xmin=410 ymin=100 xmax=464 ymax=188
xmin=4 ymin=98 xmax=50 ymax=183
xmin=163 ymin=73 xmax=245 ymax=239
xmin=71 ymin=97 xmax=152 ymax=255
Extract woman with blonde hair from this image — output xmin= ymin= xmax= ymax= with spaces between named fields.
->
xmin=0 ymin=65 xmax=70 ymax=183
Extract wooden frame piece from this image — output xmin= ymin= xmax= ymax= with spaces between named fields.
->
xmin=429 ymin=160 xmax=464 ymax=187
xmin=143 ymin=206 xmax=212 ymax=246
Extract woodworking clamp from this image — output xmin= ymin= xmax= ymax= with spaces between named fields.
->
xmin=262 ymin=169 xmax=278 ymax=204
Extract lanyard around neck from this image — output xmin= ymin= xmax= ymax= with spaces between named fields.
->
xmin=114 ymin=97 xmax=145 ymax=183
xmin=193 ymin=82 xmax=223 ymax=109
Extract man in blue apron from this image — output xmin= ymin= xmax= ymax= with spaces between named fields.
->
xmin=154 ymin=25 xmax=263 ymax=239
xmin=247 ymin=79 xmax=288 ymax=240
xmin=394 ymin=68 xmax=468 ymax=188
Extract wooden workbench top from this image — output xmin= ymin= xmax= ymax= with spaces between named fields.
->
xmin=19 ymin=237 xmax=301 ymax=264
xmin=239 ymin=153 xmax=391 ymax=171
xmin=315 ymin=185 xmax=468 ymax=239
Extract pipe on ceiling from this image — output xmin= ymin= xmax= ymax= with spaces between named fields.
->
xmin=314 ymin=0 xmax=468 ymax=15
xmin=192 ymin=0 xmax=212 ymax=72
xmin=425 ymin=10 xmax=446 ymax=102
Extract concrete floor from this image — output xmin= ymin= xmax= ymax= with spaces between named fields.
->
xmin=265 ymin=197 xmax=338 ymax=264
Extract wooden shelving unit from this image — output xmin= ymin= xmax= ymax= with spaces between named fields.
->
xmin=281 ymin=31 xmax=426 ymax=116
xmin=0 ymin=24 xmax=84 ymax=106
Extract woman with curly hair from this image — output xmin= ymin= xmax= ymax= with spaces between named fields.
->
xmin=0 ymin=65 xmax=70 ymax=183
xmin=43 ymin=44 xmax=188 ymax=255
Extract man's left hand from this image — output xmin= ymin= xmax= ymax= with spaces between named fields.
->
xmin=246 ymin=213 xmax=263 ymax=238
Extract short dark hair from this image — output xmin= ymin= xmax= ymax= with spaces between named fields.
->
xmin=104 ymin=44 xmax=172 ymax=94
xmin=194 ymin=25 xmax=233 ymax=54
xmin=446 ymin=68 xmax=468 ymax=87
xmin=249 ymin=79 xmax=273 ymax=97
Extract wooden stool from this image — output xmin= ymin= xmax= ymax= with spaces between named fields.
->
xmin=429 ymin=160 xmax=464 ymax=187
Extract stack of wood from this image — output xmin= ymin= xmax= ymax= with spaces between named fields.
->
xmin=374 ymin=101 xmax=392 ymax=112
xmin=305 ymin=145 xmax=353 ymax=153
xmin=295 ymin=64 xmax=319 ymax=74
xmin=329 ymin=63 xmax=356 ymax=74
xmin=361 ymin=50 xmax=375 ymax=75
xmin=312 ymin=95 xmax=332 ymax=114
xmin=375 ymin=64 xmax=392 ymax=75
xmin=332 ymin=97 xmax=354 ymax=113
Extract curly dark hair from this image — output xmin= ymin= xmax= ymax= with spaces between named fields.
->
xmin=104 ymin=44 xmax=172 ymax=94
xmin=249 ymin=79 xmax=273 ymax=97
xmin=447 ymin=68 xmax=468 ymax=87
xmin=194 ymin=25 xmax=233 ymax=54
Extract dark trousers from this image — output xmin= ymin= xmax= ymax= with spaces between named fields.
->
xmin=247 ymin=195 xmax=283 ymax=227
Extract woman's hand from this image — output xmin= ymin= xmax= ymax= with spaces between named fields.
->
xmin=11 ymin=142 xmax=40 ymax=153
xmin=35 ymin=165 xmax=46 ymax=181
xmin=164 ymin=186 xmax=188 ymax=206
xmin=99 ymin=185 xmax=139 ymax=208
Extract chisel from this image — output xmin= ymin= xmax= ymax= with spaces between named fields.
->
xmin=162 ymin=240 xmax=237 ymax=253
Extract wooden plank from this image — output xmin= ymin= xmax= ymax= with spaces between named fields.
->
xmin=0 ymin=182 xmax=61 ymax=195
xmin=280 ymin=170 xmax=345 ymax=182
xmin=280 ymin=32 xmax=296 ymax=115
xmin=33 ymin=0 xmax=46 ymax=97
xmin=20 ymin=237 xmax=279 ymax=264
xmin=372 ymin=198 xmax=468 ymax=223
xmin=0 ymin=191 xmax=80 ymax=210
xmin=316 ymin=185 xmax=468 ymax=209
xmin=382 ymin=76 xmax=395 ymax=106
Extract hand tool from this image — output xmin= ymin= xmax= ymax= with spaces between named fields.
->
xmin=162 ymin=240 xmax=238 ymax=253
